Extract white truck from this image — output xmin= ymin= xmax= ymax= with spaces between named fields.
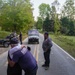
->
xmin=28 ymin=29 xmax=39 ymax=44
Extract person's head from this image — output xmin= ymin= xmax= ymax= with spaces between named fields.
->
xmin=44 ymin=32 xmax=49 ymax=40
xmin=10 ymin=37 xmax=19 ymax=48
xmin=27 ymin=46 xmax=31 ymax=51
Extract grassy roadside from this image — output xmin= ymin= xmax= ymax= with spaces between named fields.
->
xmin=0 ymin=31 xmax=10 ymax=39
xmin=22 ymin=33 xmax=27 ymax=40
xmin=0 ymin=31 xmax=27 ymax=40
xmin=50 ymin=34 xmax=75 ymax=58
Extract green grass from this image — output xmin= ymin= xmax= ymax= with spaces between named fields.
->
xmin=50 ymin=34 xmax=75 ymax=58
xmin=0 ymin=31 xmax=10 ymax=39
xmin=22 ymin=33 xmax=27 ymax=40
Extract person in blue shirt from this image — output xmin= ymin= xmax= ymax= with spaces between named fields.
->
xmin=8 ymin=37 xmax=38 ymax=75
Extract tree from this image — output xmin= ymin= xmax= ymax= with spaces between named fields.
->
xmin=0 ymin=0 xmax=34 ymax=33
xmin=61 ymin=0 xmax=75 ymax=20
xmin=38 ymin=3 xmax=51 ymax=31
xmin=35 ymin=17 xmax=42 ymax=29
xmin=43 ymin=14 xmax=54 ymax=32
xmin=68 ymin=20 xmax=75 ymax=35
xmin=54 ymin=15 xmax=60 ymax=34
xmin=60 ymin=17 xmax=75 ymax=35
xmin=60 ymin=0 xmax=75 ymax=35
xmin=51 ymin=0 xmax=60 ymax=34
xmin=50 ymin=6 xmax=56 ymax=20
xmin=39 ymin=3 xmax=51 ymax=21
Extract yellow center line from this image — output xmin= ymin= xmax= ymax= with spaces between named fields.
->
xmin=36 ymin=44 xmax=39 ymax=63
xmin=36 ymin=44 xmax=39 ymax=75
xmin=33 ymin=44 xmax=39 ymax=62
xmin=33 ymin=45 xmax=37 ymax=57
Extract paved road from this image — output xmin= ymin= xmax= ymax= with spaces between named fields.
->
xmin=0 ymin=34 xmax=75 ymax=75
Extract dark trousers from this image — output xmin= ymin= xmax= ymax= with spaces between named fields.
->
xmin=25 ymin=65 xmax=38 ymax=75
xmin=44 ymin=49 xmax=51 ymax=67
xmin=7 ymin=53 xmax=22 ymax=75
xmin=20 ymin=39 xmax=22 ymax=44
xmin=7 ymin=63 xmax=22 ymax=75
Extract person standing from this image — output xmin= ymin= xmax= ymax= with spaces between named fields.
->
xmin=42 ymin=32 xmax=53 ymax=70
xmin=8 ymin=37 xmax=38 ymax=75
xmin=19 ymin=32 xmax=22 ymax=44
xmin=7 ymin=38 xmax=22 ymax=75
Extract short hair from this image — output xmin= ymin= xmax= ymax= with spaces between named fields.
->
xmin=44 ymin=32 xmax=49 ymax=36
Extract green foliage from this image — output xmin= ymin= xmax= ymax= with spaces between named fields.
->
xmin=54 ymin=15 xmax=60 ymax=34
xmin=37 ymin=0 xmax=75 ymax=36
xmin=39 ymin=3 xmax=51 ymax=21
xmin=61 ymin=0 xmax=75 ymax=19
xmin=38 ymin=2 xmax=60 ymax=33
xmin=60 ymin=17 xmax=75 ymax=35
xmin=0 ymin=0 xmax=34 ymax=33
xmin=50 ymin=34 xmax=75 ymax=58
xmin=43 ymin=15 xmax=54 ymax=32
xmin=0 ymin=31 xmax=10 ymax=39
xmin=35 ymin=17 xmax=43 ymax=29
xmin=68 ymin=20 xmax=75 ymax=35
xmin=50 ymin=6 xmax=56 ymax=20
xmin=37 ymin=3 xmax=51 ymax=31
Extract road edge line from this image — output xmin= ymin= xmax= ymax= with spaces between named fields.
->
xmin=53 ymin=42 xmax=75 ymax=61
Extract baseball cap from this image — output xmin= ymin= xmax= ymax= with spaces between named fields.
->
xmin=10 ymin=37 xmax=19 ymax=44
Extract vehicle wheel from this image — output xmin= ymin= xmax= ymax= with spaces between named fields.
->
xmin=4 ymin=42 xmax=9 ymax=47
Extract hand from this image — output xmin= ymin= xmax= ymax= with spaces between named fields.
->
xmin=21 ymin=45 xmax=26 ymax=48
xmin=8 ymin=58 xmax=15 ymax=67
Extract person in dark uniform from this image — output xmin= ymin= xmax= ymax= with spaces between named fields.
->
xmin=42 ymin=32 xmax=53 ymax=70
xmin=19 ymin=32 xmax=22 ymax=44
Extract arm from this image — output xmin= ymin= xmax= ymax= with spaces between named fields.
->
xmin=8 ymin=58 xmax=15 ymax=67
xmin=8 ymin=51 xmax=21 ymax=67
xmin=9 ymin=44 xmax=25 ymax=59
xmin=10 ymin=44 xmax=25 ymax=54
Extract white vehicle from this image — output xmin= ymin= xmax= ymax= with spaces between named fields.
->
xmin=28 ymin=29 xmax=39 ymax=44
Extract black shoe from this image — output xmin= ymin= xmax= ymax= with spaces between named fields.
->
xmin=42 ymin=64 xmax=46 ymax=67
xmin=45 ymin=66 xmax=49 ymax=70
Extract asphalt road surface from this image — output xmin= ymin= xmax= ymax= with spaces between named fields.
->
xmin=0 ymin=34 xmax=75 ymax=75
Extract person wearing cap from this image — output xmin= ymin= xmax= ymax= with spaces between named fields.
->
xmin=7 ymin=37 xmax=23 ymax=75
xmin=8 ymin=37 xmax=38 ymax=75
xmin=42 ymin=32 xmax=53 ymax=70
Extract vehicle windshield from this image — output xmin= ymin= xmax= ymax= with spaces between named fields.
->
xmin=28 ymin=29 xmax=39 ymax=36
xmin=29 ymin=34 xmax=39 ymax=36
